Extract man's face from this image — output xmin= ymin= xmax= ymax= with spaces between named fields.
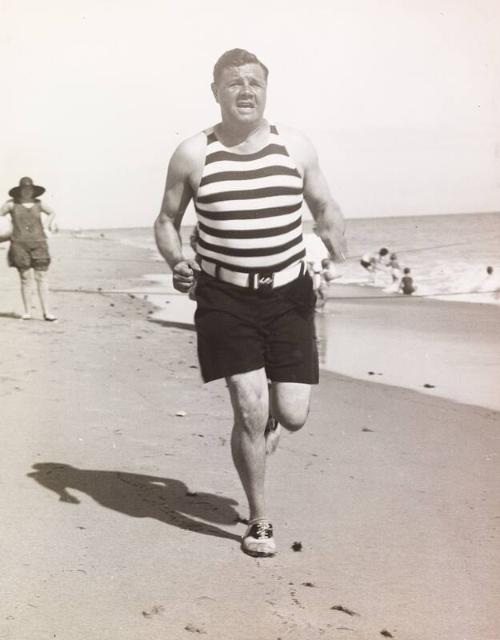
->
xmin=212 ymin=63 xmax=267 ymax=126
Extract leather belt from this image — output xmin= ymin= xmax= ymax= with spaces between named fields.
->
xmin=199 ymin=259 xmax=306 ymax=290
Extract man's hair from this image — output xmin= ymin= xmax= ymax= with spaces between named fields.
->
xmin=213 ymin=48 xmax=269 ymax=84
xmin=404 ymin=267 xmax=411 ymax=274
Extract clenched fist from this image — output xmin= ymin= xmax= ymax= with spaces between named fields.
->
xmin=172 ymin=259 xmax=201 ymax=293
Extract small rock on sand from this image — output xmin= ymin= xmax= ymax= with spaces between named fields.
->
xmin=184 ymin=623 xmax=207 ymax=634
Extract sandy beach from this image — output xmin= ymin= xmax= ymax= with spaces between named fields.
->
xmin=1 ymin=233 xmax=499 ymax=640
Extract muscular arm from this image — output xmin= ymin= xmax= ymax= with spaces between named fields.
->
xmin=303 ymin=147 xmax=347 ymax=263
xmin=282 ymin=126 xmax=347 ymax=262
xmin=154 ymin=135 xmax=204 ymax=292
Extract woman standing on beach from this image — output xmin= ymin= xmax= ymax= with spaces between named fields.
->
xmin=0 ymin=177 xmax=57 ymax=321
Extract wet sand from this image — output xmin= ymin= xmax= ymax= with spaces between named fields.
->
xmin=0 ymin=233 xmax=499 ymax=640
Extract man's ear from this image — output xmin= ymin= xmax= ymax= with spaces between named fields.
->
xmin=211 ymin=82 xmax=219 ymax=104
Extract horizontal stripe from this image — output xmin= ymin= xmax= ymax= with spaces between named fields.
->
xmin=197 ymin=234 xmax=303 ymax=258
xmin=195 ymin=193 xmax=302 ymax=214
xmin=198 ymin=216 xmax=302 ymax=239
xmin=201 ymin=154 xmax=299 ymax=177
xmin=205 ymin=143 xmax=289 ymax=165
xmin=198 ymin=174 xmax=302 ymax=198
xmin=199 ymin=229 xmax=303 ymax=251
xmin=197 ymin=248 xmax=307 ymax=273
xmin=196 ymin=203 xmax=302 ymax=225
xmin=199 ymin=164 xmax=300 ymax=187
xmin=197 ymin=185 xmax=302 ymax=205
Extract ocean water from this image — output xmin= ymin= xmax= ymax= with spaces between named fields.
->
xmin=337 ymin=212 xmax=500 ymax=304
xmin=114 ymin=211 xmax=500 ymax=305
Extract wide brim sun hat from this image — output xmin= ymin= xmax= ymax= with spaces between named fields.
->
xmin=9 ymin=176 xmax=46 ymax=199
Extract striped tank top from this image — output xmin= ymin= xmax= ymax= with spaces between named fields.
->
xmin=194 ymin=124 xmax=306 ymax=274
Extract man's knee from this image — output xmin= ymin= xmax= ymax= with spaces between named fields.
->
xmin=271 ymin=382 xmax=312 ymax=432
xmin=227 ymin=369 xmax=269 ymax=435
xmin=276 ymin=405 xmax=309 ymax=432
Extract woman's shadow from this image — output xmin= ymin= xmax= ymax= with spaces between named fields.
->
xmin=28 ymin=463 xmax=242 ymax=542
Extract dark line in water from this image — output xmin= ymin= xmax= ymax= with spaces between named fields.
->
xmin=329 ymin=289 xmax=499 ymax=300
xmin=51 ymin=288 xmax=183 ymax=296
xmin=347 ymin=240 xmax=471 ymax=261
xmin=52 ymin=287 xmax=499 ymax=300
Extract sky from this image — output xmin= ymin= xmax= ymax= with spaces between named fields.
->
xmin=1 ymin=0 xmax=499 ymax=229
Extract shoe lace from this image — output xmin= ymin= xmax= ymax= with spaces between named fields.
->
xmin=254 ymin=520 xmax=272 ymax=539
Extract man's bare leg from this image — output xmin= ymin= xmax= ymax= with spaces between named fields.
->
xmin=228 ymin=373 xmax=312 ymax=556
xmin=227 ymin=368 xmax=269 ymax=522
xmin=264 ymin=381 xmax=312 ymax=454
xmin=227 ymin=368 xmax=280 ymax=556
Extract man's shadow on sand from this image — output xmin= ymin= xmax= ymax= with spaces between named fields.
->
xmin=28 ymin=463 xmax=241 ymax=542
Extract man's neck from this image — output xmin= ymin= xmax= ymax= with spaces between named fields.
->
xmin=215 ymin=119 xmax=268 ymax=148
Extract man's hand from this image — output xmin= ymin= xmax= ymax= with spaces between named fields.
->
xmin=172 ymin=259 xmax=201 ymax=293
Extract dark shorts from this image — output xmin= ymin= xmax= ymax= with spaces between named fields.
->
xmin=360 ymin=259 xmax=371 ymax=269
xmin=194 ymin=271 xmax=319 ymax=384
xmin=8 ymin=240 xmax=51 ymax=271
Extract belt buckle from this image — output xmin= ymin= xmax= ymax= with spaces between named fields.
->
xmin=255 ymin=272 xmax=274 ymax=290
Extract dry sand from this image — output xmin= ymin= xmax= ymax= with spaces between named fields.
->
xmin=0 ymin=234 xmax=499 ymax=640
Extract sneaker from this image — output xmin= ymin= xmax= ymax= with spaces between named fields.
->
xmin=264 ymin=416 xmax=281 ymax=455
xmin=43 ymin=314 xmax=58 ymax=322
xmin=241 ymin=519 xmax=276 ymax=557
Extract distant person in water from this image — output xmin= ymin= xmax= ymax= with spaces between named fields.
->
xmin=476 ymin=265 xmax=500 ymax=299
xmin=360 ymin=247 xmax=389 ymax=283
xmin=0 ymin=177 xmax=58 ymax=320
xmin=399 ymin=267 xmax=417 ymax=295
xmin=315 ymin=257 xmax=339 ymax=309
xmin=388 ymin=252 xmax=401 ymax=284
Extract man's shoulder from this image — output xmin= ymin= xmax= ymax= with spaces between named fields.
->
xmin=171 ymin=131 xmax=207 ymax=167
xmin=275 ymin=123 xmax=317 ymax=167
xmin=275 ymin=123 xmax=312 ymax=146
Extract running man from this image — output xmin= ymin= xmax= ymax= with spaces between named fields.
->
xmin=154 ymin=49 xmax=347 ymax=557
xmin=0 ymin=177 xmax=57 ymax=321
